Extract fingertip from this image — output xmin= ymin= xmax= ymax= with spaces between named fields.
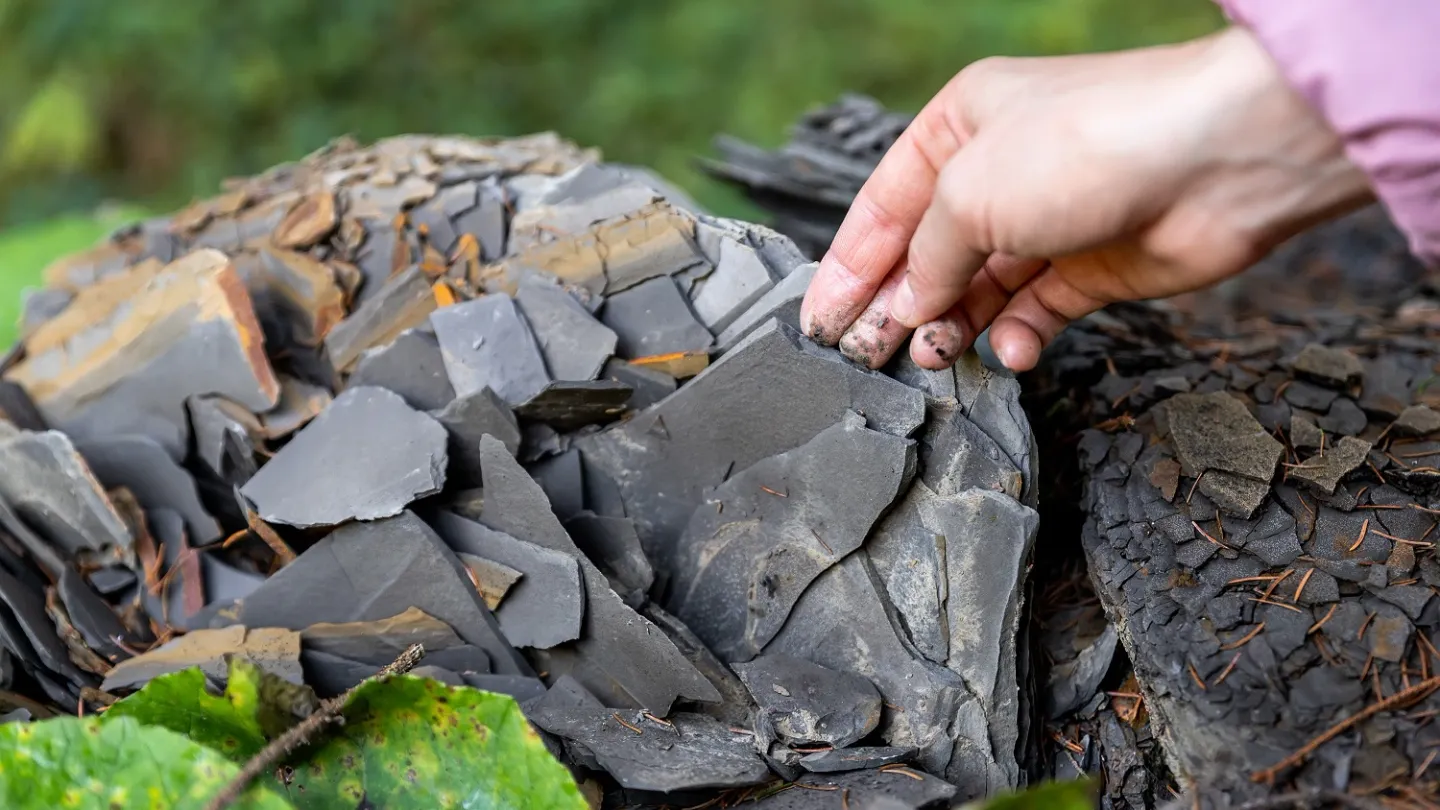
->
xmin=991 ymin=320 xmax=1042 ymax=372
xmin=909 ymin=320 xmax=967 ymax=370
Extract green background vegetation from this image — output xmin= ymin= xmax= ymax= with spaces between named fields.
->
xmin=0 ymin=0 xmax=1223 ymax=344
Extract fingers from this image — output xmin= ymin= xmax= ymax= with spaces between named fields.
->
xmin=800 ymin=78 xmax=972 ymax=344
xmin=986 ymin=267 xmax=1107 ymax=372
xmin=908 ymin=254 xmax=1045 ymax=368
xmin=838 ymin=270 xmax=913 ymax=368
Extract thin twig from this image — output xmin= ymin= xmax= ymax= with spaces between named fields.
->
xmin=1251 ymin=675 xmax=1440 ymax=784
xmin=244 ymin=507 xmax=297 ymax=565
xmin=206 ymin=644 xmax=425 ymax=810
xmin=1348 ymin=518 xmax=1371 ymax=553
xmin=1221 ymin=623 xmax=1265 ymax=652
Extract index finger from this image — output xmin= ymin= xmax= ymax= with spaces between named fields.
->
xmin=799 ymin=80 xmax=971 ymax=344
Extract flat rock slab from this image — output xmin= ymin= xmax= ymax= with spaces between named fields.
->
xmin=669 ymin=411 xmax=913 ymax=660
xmin=515 ymin=380 xmax=632 ymax=431
xmin=515 ymin=279 xmax=618 ymax=383
xmin=431 ymin=294 xmax=551 ymax=406
xmin=324 ymin=265 xmax=437 ymax=373
xmin=564 ymin=512 xmax=655 ymax=603
xmin=600 ymin=276 xmax=714 ymax=359
xmin=1292 ymin=435 xmax=1372 ymax=494
xmin=734 ymin=654 xmax=882 ymax=747
xmin=432 ymin=387 xmax=521 ymax=486
xmin=526 ymin=708 xmax=770 ymax=792
xmin=234 ymin=511 xmax=530 ymax=676
xmin=578 ymin=320 xmax=925 ymax=569
xmin=187 ymin=395 xmax=261 ymax=484
xmin=457 ymin=554 xmax=523 ymax=610
xmin=0 ymin=430 xmax=132 ymax=564
xmin=1164 ymin=391 xmax=1282 ymax=517
xmin=476 ymin=437 xmax=719 ymax=714
xmin=101 ymin=626 xmax=302 ymax=692
xmin=800 ymin=747 xmax=915 ymax=773
xmin=240 ymin=386 xmax=448 ymax=528
xmin=77 ymin=434 xmax=222 ymax=545
xmin=4 ymin=250 xmax=280 ymax=457
xmin=688 ymin=238 xmax=774 ymax=333
xmin=348 ymin=328 xmax=456 ymax=411
xmin=1292 ymin=343 xmax=1362 ymax=388
xmin=431 ymin=510 xmax=583 ymax=649
xmin=715 ymin=261 xmax=815 ymax=352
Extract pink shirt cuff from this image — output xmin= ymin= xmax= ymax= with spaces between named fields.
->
xmin=1217 ymin=0 xmax=1440 ymax=266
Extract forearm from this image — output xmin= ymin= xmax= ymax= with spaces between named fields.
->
xmin=1217 ymin=0 xmax=1440 ymax=265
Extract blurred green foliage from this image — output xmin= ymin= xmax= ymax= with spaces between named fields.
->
xmin=0 ymin=0 xmax=1222 ymax=343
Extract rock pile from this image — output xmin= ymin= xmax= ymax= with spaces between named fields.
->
xmin=0 ymin=132 xmax=1040 ymax=806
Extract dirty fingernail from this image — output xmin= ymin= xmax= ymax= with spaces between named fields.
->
xmin=890 ymin=281 xmax=916 ymax=325
xmin=997 ymin=340 xmax=1022 ymax=371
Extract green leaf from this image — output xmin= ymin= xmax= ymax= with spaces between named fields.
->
xmin=101 ymin=657 xmax=309 ymax=763
xmin=279 ymin=675 xmax=586 ymax=810
xmin=2 ymin=73 xmax=97 ymax=174
xmin=958 ymin=778 xmax=1100 ymax=810
xmin=0 ymin=715 xmax=293 ymax=809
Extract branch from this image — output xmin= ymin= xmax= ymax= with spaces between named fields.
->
xmin=205 ymin=643 xmax=425 ymax=810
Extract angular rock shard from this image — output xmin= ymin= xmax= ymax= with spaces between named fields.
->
xmin=514 ymin=380 xmax=632 ymax=431
xmin=564 ymin=512 xmax=655 ymax=603
xmin=431 ymin=387 xmax=521 ymax=486
xmin=77 ymin=435 xmax=222 ymax=545
xmin=476 ymin=436 xmax=719 ymax=713
xmin=526 ymin=708 xmax=770 ymax=792
xmin=747 ymin=767 xmax=957 ymax=810
xmin=1291 ymin=435 xmax=1372 ymax=494
xmin=430 ymin=294 xmax=551 ymax=406
xmin=0 ymin=430 xmax=132 ymax=565
xmin=4 ymin=249 xmax=279 ymax=457
xmin=323 ymin=264 xmax=437 ymax=373
xmin=235 ymin=511 xmax=530 ymax=675
xmin=578 ymin=320 xmax=925 ymax=566
xmin=0 ymin=382 xmax=45 ymax=431
xmin=187 ymin=395 xmax=262 ymax=484
xmin=240 ymin=386 xmax=447 ymax=528
xmin=669 ymin=411 xmax=913 ymax=660
xmin=347 ymin=328 xmax=456 ymax=411
xmin=715 ymin=261 xmax=816 ymax=351
xmin=101 ymin=626 xmax=302 ymax=692
xmin=599 ymin=359 xmax=676 ymax=411
xmin=800 ymin=747 xmax=915 ymax=773
xmin=1292 ymin=343 xmax=1363 ymax=389
xmin=514 ymin=279 xmax=618 ymax=382
xmin=431 ymin=511 xmax=583 ymax=649
xmin=688 ymin=238 xmax=774 ymax=333
xmin=1164 ymin=391 xmax=1283 ymax=516
xmin=734 ymin=654 xmax=882 ymax=747
xmin=601 ymin=276 xmax=715 ymax=359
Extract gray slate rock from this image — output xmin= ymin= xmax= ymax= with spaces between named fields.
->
xmin=240 ymin=386 xmax=448 ymax=528
xmin=865 ymin=481 xmax=951 ymax=663
xmin=432 ymin=387 xmax=522 ymax=485
xmin=515 ymin=380 xmax=632 ymax=431
xmin=348 ymin=329 xmax=456 ymax=411
xmin=460 ymin=673 xmax=547 ymax=703
xmin=431 ymin=510 xmax=583 ymax=649
xmin=746 ymin=767 xmax=956 ymax=810
xmin=1292 ymin=344 xmax=1363 ymax=389
xmin=476 ymin=437 xmax=719 ymax=713
xmin=800 ymin=747 xmax=916 ymax=773
xmin=577 ymin=320 xmax=925 ymax=569
xmin=235 ymin=511 xmax=531 ymax=675
xmin=601 ymin=276 xmax=714 ymax=359
xmin=1165 ymin=392 xmax=1282 ymax=517
xmin=515 ymin=279 xmax=618 ymax=382
xmin=599 ymin=359 xmax=676 ymax=411
xmin=526 ymin=708 xmax=770 ymax=792
xmin=0 ymin=430 xmax=132 ymax=563
xmin=77 ymin=434 xmax=222 ymax=545
xmin=715 ymin=261 xmax=816 ymax=352
xmin=1044 ymin=624 xmax=1119 ymax=719
xmin=527 ymin=449 xmax=586 ymax=522
xmin=734 ymin=654 xmax=882 ymax=747
xmin=1392 ymin=404 xmax=1440 ymax=437
xmin=431 ymin=294 xmax=551 ymax=406
xmin=564 ymin=512 xmax=655 ymax=603
xmin=669 ymin=411 xmax=913 ymax=660
xmin=689 ymin=238 xmax=775 ymax=333
xmin=187 ymin=395 xmax=261 ymax=484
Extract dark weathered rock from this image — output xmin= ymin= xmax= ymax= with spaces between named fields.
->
xmin=476 ymin=437 xmax=719 ymax=713
xmin=1317 ymin=397 xmax=1367 ymax=436
xmin=745 ymin=767 xmax=956 ymax=810
xmin=1392 ymin=404 xmax=1440 ymax=437
xmin=1292 ymin=344 xmax=1363 ymax=388
xmin=240 ymin=386 xmax=447 ymax=528
xmin=324 ymin=265 xmax=437 ymax=373
xmin=599 ymin=359 xmax=676 ymax=411
xmin=515 ymin=380 xmax=632 ymax=431
xmin=564 ymin=512 xmax=655 ymax=603
xmin=348 ymin=329 xmax=456 ymax=411
xmin=0 ymin=431 xmax=132 ymax=565
xmin=1291 ymin=436 xmax=1371 ymax=495
xmin=4 ymin=250 xmax=280 ymax=457
xmin=669 ymin=411 xmax=913 ymax=660
xmin=514 ymin=279 xmax=618 ymax=383
xmin=77 ymin=435 xmax=222 ymax=545
xmin=526 ymin=708 xmax=770 ymax=792
xmin=431 ymin=294 xmax=551 ymax=407
xmin=1284 ymin=380 xmax=1339 ymax=411
xmin=1043 ymin=624 xmax=1119 ymax=720
xmin=0 ymin=564 xmax=87 ymax=688
xmin=459 ymin=673 xmax=547 ymax=703
xmin=688 ymin=238 xmax=774 ymax=333
xmin=187 ymin=395 xmax=261 ymax=484
xmin=0 ymin=382 xmax=45 ymax=431
xmin=714 ymin=261 xmax=816 ymax=352
xmin=800 ymin=747 xmax=916 ymax=773
xmin=432 ymin=387 xmax=522 ymax=485
xmin=258 ymin=376 xmax=332 ymax=440
xmin=431 ymin=511 xmax=583 ymax=649
xmin=235 ymin=511 xmax=531 ymax=675
xmin=600 ymin=276 xmax=715 ymax=359
xmin=734 ymin=654 xmax=882 ymax=747
xmin=1164 ymin=391 xmax=1282 ymax=516
xmin=527 ymin=450 xmax=585 ymax=523
xmin=578 ymin=320 xmax=925 ymax=567
xmin=1290 ymin=414 xmax=1324 ymax=450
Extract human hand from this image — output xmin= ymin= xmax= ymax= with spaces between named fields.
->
xmin=799 ymin=26 xmax=1374 ymax=372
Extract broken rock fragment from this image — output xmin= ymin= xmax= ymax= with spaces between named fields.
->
xmin=514 ymin=279 xmax=618 ymax=382
xmin=240 ymin=386 xmax=447 ymax=527
xmin=432 ymin=387 xmax=521 ymax=485
xmin=1392 ymin=404 xmax=1440 ymax=436
xmin=669 ymin=411 xmax=913 ymax=660
xmin=77 ymin=435 xmax=222 ymax=545
xmin=526 ymin=708 xmax=770 ymax=792
xmin=1164 ymin=391 xmax=1282 ymax=516
xmin=800 ymin=747 xmax=915 ymax=773
xmin=600 ymin=276 xmax=714 ymax=359
xmin=734 ymin=654 xmax=882 ymax=747
xmin=514 ymin=380 xmax=632 ymax=431
xmin=476 ymin=436 xmax=718 ymax=713
xmin=1292 ymin=343 xmax=1363 ymax=388
xmin=1291 ymin=436 xmax=1371 ymax=494
xmin=0 ymin=430 xmax=132 ymax=565
xmin=688 ymin=238 xmax=774 ymax=333
xmin=101 ymin=626 xmax=302 ymax=692
xmin=347 ymin=328 xmax=456 ymax=411
xmin=747 ymin=768 xmax=956 ymax=810
xmin=235 ymin=511 xmax=530 ymax=675
xmin=4 ymin=249 xmax=279 ymax=457
xmin=430 ymin=294 xmax=551 ymax=406
xmin=431 ymin=511 xmax=583 ymax=649
xmin=323 ymin=265 xmax=437 ymax=373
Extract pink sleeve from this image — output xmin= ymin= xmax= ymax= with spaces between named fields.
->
xmin=1216 ymin=0 xmax=1440 ymax=266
